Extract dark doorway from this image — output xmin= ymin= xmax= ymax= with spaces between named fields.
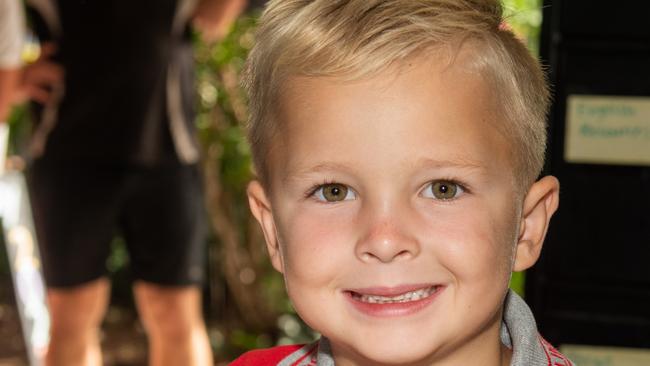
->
xmin=527 ymin=0 xmax=650 ymax=348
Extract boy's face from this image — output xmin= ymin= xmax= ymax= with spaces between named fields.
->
xmin=249 ymin=56 xmax=558 ymax=365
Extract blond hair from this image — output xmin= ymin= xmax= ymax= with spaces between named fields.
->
xmin=243 ymin=0 xmax=550 ymax=190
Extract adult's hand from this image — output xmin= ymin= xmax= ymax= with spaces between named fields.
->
xmin=0 ymin=68 xmax=21 ymax=121
xmin=17 ymin=43 xmax=64 ymax=105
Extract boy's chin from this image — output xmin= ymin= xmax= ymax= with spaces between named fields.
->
xmin=333 ymin=336 xmax=447 ymax=366
xmin=346 ymin=350 xmax=437 ymax=366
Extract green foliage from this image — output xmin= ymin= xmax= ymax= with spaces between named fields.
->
xmin=502 ymin=0 xmax=544 ymax=55
xmin=193 ymin=13 xmax=316 ymax=360
xmin=195 ymin=14 xmax=257 ymax=194
xmin=5 ymin=104 xmax=31 ymax=158
xmin=510 ymin=271 xmax=526 ymax=297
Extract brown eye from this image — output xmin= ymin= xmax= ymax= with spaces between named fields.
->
xmin=317 ymin=183 xmax=353 ymax=202
xmin=429 ymin=181 xmax=460 ymax=200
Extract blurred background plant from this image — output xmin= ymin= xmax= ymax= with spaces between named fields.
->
xmin=503 ymin=0 xmax=544 ymax=54
xmin=0 ymin=0 xmax=543 ymax=363
xmin=192 ymin=12 xmax=317 ymax=361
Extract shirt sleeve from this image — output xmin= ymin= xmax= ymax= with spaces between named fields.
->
xmin=0 ymin=0 xmax=25 ymax=68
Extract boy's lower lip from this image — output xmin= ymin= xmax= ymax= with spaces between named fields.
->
xmin=343 ymin=285 xmax=444 ymax=317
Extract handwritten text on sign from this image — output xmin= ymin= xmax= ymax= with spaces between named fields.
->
xmin=565 ymin=95 xmax=650 ymax=166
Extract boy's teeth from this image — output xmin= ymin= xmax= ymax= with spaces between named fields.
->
xmin=354 ymin=287 xmax=436 ymax=304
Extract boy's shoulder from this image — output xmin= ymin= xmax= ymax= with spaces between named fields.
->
xmin=229 ymin=342 xmax=319 ymax=366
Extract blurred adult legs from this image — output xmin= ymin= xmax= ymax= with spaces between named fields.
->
xmin=134 ymin=282 xmax=213 ymax=366
xmin=45 ymin=278 xmax=110 ymax=366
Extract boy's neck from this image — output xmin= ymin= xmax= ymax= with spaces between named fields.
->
xmin=500 ymin=342 xmax=513 ymax=366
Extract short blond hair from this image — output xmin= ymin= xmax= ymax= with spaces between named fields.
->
xmin=243 ymin=0 xmax=550 ymax=190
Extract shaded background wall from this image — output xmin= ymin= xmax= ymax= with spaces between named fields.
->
xmin=527 ymin=0 xmax=650 ymax=351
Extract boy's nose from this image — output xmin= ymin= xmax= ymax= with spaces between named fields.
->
xmin=355 ymin=218 xmax=420 ymax=264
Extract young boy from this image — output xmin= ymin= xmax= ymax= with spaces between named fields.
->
xmin=235 ymin=0 xmax=573 ymax=365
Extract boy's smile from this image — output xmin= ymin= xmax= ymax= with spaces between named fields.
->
xmin=248 ymin=54 xmax=557 ymax=366
xmin=345 ymin=284 xmax=444 ymax=317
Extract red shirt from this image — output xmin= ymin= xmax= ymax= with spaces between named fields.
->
xmin=229 ymin=343 xmax=319 ymax=366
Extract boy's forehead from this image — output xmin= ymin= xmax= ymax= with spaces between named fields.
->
xmin=276 ymin=48 xmax=500 ymax=129
xmin=275 ymin=53 xmax=500 ymax=135
xmin=278 ymin=44 xmax=484 ymax=92
xmin=268 ymin=56 xmax=517 ymax=188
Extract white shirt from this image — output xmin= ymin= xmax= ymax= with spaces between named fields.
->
xmin=0 ymin=0 xmax=25 ymax=68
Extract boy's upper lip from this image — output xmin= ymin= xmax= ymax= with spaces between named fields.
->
xmin=345 ymin=283 xmax=440 ymax=297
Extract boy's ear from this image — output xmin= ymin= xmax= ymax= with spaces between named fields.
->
xmin=513 ymin=176 xmax=560 ymax=272
xmin=247 ymin=180 xmax=284 ymax=273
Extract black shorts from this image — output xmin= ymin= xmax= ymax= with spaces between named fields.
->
xmin=28 ymin=160 xmax=206 ymax=288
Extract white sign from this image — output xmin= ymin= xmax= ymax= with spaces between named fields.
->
xmin=565 ymin=95 xmax=650 ymax=166
xmin=561 ymin=344 xmax=650 ymax=366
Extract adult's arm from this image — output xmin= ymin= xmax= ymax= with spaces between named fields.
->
xmin=0 ymin=0 xmax=25 ymax=121
xmin=0 ymin=69 xmax=21 ymax=122
xmin=192 ymin=0 xmax=248 ymax=41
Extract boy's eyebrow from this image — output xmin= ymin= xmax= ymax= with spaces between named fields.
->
xmin=413 ymin=157 xmax=486 ymax=171
xmin=283 ymin=158 xmax=487 ymax=183
xmin=282 ymin=162 xmax=355 ymax=183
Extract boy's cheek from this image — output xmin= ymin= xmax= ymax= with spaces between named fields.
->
xmin=276 ymin=218 xmax=352 ymax=274
xmin=430 ymin=214 xmax=515 ymax=277
xmin=277 ymin=203 xmax=357 ymax=244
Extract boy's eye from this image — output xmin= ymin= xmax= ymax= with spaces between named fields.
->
xmin=314 ymin=183 xmax=356 ymax=202
xmin=422 ymin=180 xmax=464 ymax=200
